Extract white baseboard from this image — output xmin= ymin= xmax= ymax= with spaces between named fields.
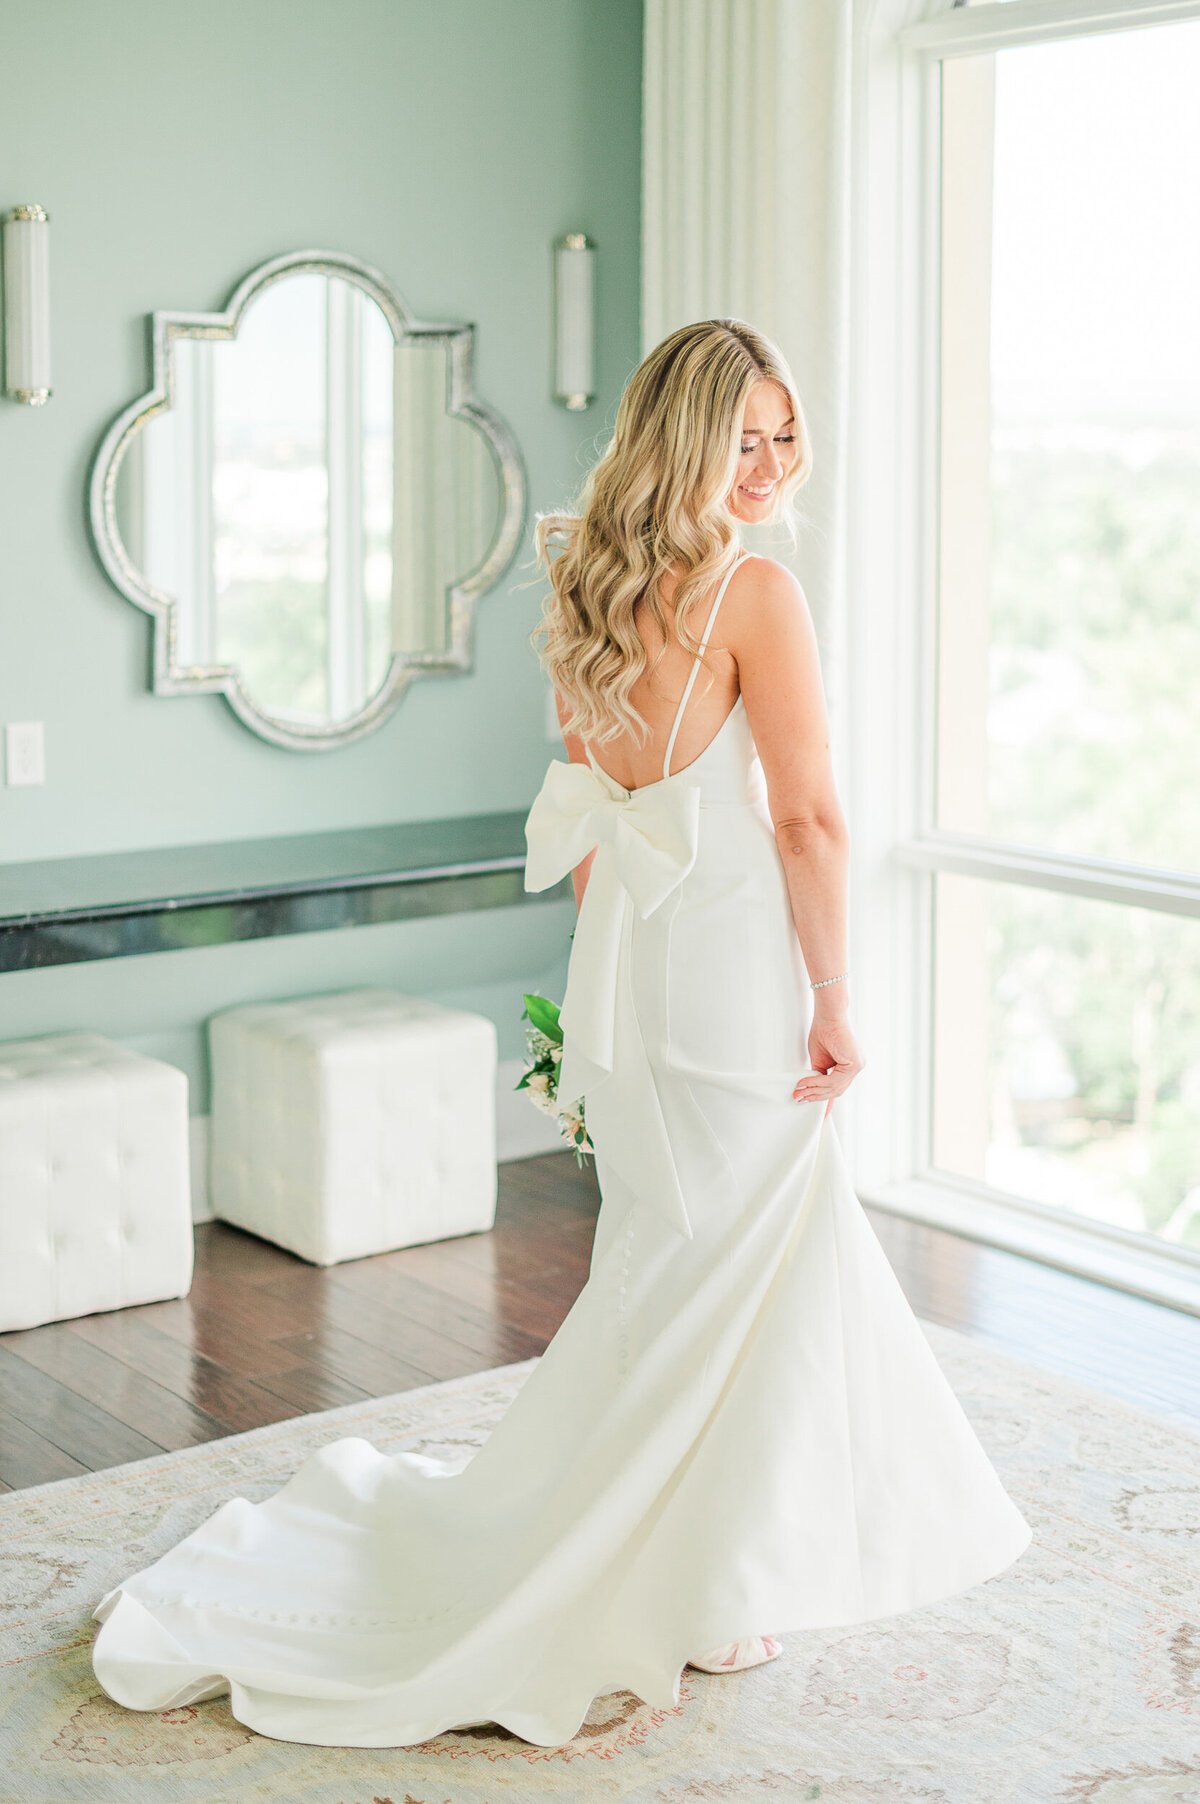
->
xmin=188 ymin=1056 xmax=570 ymax=1226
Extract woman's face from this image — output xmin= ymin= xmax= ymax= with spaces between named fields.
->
xmin=727 ymin=380 xmax=797 ymax=523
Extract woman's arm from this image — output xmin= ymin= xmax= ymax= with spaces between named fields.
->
xmin=726 ymin=559 xmax=849 ymax=988
xmin=723 ymin=557 xmax=865 ymax=1102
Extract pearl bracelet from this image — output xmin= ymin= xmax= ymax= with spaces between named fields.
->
xmin=811 ymin=972 xmax=848 ymax=990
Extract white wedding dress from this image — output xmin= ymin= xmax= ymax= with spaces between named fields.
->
xmin=90 ymin=548 xmax=1033 ymax=1748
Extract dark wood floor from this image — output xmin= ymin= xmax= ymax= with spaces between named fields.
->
xmin=1 ymin=1149 xmax=1197 ymax=1493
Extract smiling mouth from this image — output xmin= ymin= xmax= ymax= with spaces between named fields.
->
xmin=739 ymin=483 xmax=776 ymax=499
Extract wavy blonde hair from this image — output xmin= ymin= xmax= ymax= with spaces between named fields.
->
xmin=530 ymin=317 xmax=812 ymax=748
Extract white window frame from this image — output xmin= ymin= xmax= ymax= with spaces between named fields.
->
xmin=843 ymin=0 xmax=1200 ymax=1315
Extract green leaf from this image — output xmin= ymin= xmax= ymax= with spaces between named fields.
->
xmin=522 ymin=992 xmax=562 ymax=1041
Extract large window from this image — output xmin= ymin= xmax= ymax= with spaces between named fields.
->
xmin=854 ymin=0 xmax=1200 ymax=1299
xmin=932 ymin=12 xmax=1200 ymax=1250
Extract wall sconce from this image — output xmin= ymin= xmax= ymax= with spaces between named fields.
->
xmin=553 ymin=232 xmax=595 ymax=411
xmin=3 ymin=204 xmax=52 ymax=405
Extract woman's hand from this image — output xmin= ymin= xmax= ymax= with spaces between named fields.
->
xmin=793 ymin=1010 xmax=865 ymax=1116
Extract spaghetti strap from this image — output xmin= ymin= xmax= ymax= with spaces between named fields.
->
xmin=661 ymin=550 xmax=755 ymax=781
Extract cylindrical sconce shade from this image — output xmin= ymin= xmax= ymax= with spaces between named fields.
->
xmin=554 ymin=233 xmax=595 ymax=411
xmin=3 ymin=205 xmax=51 ymax=405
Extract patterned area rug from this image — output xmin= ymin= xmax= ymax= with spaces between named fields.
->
xmin=1 ymin=1319 xmax=1197 ymax=1804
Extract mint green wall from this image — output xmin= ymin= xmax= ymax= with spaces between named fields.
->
xmin=0 ymin=0 xmax=641 ymax=1092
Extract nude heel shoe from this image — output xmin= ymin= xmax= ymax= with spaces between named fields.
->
xmin=687 ymin=1635 xmax=782 ymax=1674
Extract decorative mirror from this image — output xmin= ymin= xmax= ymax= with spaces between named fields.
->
xmin=89 ymin=250 xmax=526 ymax=749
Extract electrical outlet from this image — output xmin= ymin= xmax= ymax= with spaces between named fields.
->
xmin=5 ymin=721 xmax=45 ymax=786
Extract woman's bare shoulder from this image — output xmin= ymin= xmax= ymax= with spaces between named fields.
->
xmin=719 ymin=554 xmax=811 ymax=648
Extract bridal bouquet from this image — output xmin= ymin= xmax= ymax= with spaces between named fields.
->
xmin=516 ymin=992 xmax=593 ymax=1166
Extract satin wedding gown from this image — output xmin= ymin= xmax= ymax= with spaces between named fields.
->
xmin=90 ymin=548 xmax=1033 ymax=1748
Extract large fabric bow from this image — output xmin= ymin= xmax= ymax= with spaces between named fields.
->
xmin=523 ymin=758 xmax=702 ymax=1239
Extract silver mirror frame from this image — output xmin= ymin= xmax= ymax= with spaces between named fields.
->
xmin=88 ymin=249 xmax=527 ymax=751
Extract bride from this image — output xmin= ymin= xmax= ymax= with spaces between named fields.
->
xmin=89 ymin=318 xmax=1033 ymax=1749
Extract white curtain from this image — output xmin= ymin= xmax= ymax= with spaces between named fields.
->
xmin=641 ymin=0 xmax=853 ymax=715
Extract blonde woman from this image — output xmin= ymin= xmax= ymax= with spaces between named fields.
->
xmin=90 ymin=321 xmax=1032 ymax=1751
xmin=521 ymin=317 xmax=1031 ymax=1677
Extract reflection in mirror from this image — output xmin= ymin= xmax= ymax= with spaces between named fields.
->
xmin=92 ymin=253 xmax=524 ymax=749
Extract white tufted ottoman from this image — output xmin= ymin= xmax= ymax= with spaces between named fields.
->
xmin=208 ymin=989 xmax=498 ymax=1265
xmin=0 ymin=1033 xmax=193 ymax=1333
